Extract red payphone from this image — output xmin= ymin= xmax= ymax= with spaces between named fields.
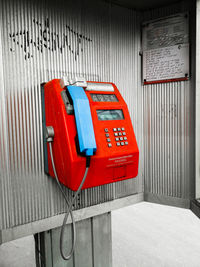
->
xmin=43 ymin=78 xmax=139 ymax=191
xmin=42 ymin=77 xmax=139 ymax=260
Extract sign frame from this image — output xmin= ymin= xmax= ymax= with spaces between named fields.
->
xmin=142 ymin=13 xmax=189 ymax=85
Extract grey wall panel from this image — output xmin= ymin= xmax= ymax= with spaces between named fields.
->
xmin=92 ymin=213 xmax=112 ymax=267
xmin=143 ymin=81 xmax=194 ymax=198
xmin=109 ymin=5 xmax=144 ymax=197
xmin=0 ymin=0 xmax=143 ymax=230
xmin=35 ymin=213 xmax=112 ymax=267
xmin=143 ymin=1 xmax=195 ymax=200
xmin=0 ymin=6 xmax=14 ymax=230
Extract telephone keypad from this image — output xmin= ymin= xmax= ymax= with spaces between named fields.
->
xmin=114 ymin=127 xmax=128 ymax=147
xmin=104 ymin=127 xmax=128 ymax=148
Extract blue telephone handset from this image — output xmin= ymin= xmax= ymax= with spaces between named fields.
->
xmin=67 ymin=85 xmax=97 ymax=156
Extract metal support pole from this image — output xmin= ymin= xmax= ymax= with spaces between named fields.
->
xmin=196 ymin=0 xmax=200 ymax=199
xmin=34 ymin=212 xmax=112 ymax=267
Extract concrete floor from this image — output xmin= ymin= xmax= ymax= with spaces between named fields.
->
xmin=112 ymin=202 xmax=200 ymax=267
xmin=0 ymin=235 xmax=36 ymax=267
xmin=1 ymin=202 xmax=200 ymax=267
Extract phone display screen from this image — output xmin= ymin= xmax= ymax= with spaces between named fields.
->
xmin=91 ymin=93 xmax=118 ymax=102
xmin=97 ymin=109 xmax=124 ymax=121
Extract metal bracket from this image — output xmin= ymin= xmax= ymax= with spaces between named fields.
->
xmin=61 ymin=76 xmax=87 ymax=88
xmin=46 ymin=126 xmax=55 ymax=143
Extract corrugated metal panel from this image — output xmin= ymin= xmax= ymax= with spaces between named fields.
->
xmin=109 ymin=5 xmax=144 ymax=197
xmin=35 ymin=213 xmax=112 ymax=267
xmin=0 ymin=0 xmax=143 ymax=230
xmin=144 ymin=81 xmax=194 ymax=198
xmin=0 ymin=7 xmax=13 ymax=230
xmin=143 ymin=1 xmax=195 ymax=199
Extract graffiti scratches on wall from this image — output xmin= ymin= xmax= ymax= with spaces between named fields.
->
xmin=9 ymin=18 xmax=92 ymax=61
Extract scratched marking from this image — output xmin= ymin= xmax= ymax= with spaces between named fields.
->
xmin=9 ymin=18 xmax=92 ymax=60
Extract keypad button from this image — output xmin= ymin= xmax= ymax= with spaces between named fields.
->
xmin=122 ymin=127 xmax=125 ymax=131
xmin=104 ymin=128 xmax=109 ymax=132
xmin=124 ymin=137 xmax=127 ymax=140
xmin=105 ymin=133 xmax=109 ymax=137
xmin=107 ymin=138 xmax=111 ymax=142
xmin=114 ymin=133 xmax=118 ymax=136
xmin=115 ymin=137 xmax=119 ymax=141
xmin=120 ymin=137 xmax=123 ymax=141
xmin=113 ymin=128 xmax=117 ymax=132
xmin=108 ymin=143 xmax=112 ymax=147
xmin=121 ymin=142 xmax=124 ymax=146
xmin=122 ymin=132 xmax=126 ymax=136
xmin=125 ymin=141 xmax=128 ymax=145
xmin=117 ymin=128 xmax=121 ymax=131
xmin=116 ymin=142 xmax=120 ymax=146
xmin=118 ymin=132 xmax=122 ymax=136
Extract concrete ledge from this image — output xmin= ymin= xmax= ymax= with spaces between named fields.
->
xmin=1 ymin=193 xmax=143 ymax=244
xmin=144 ymin=192 xmax=190 ymax=209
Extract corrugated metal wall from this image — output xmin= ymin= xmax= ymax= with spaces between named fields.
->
xmin=143 ymin=1 xmax=196 ymax=202
xmin=0 ymin=0 xmax=196 ymax=232
xmin=0 ymin=0 xmax=143 ymax=230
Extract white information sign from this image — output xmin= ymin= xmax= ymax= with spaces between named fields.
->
xmin=142 ymin=13 xmax=189 ymax=83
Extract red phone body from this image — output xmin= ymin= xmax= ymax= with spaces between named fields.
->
xmin=44 ymin=79 xmax=139 ymax=191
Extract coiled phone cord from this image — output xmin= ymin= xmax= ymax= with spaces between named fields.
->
xmin=49 ymin=142 xmax=90 ymax=260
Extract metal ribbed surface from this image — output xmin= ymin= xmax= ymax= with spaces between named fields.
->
xmin=143 ymin=1 xmax=195 ymax=199
xmin=109 ymin=5 xmax=143 ymax=197
xmin=143 ymin=81 xmax=194 ymax=198
xmin=1 ymin=0 xmax=195 ymax=232
xmin=0 ymin=0 xmax=142 ymax=230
